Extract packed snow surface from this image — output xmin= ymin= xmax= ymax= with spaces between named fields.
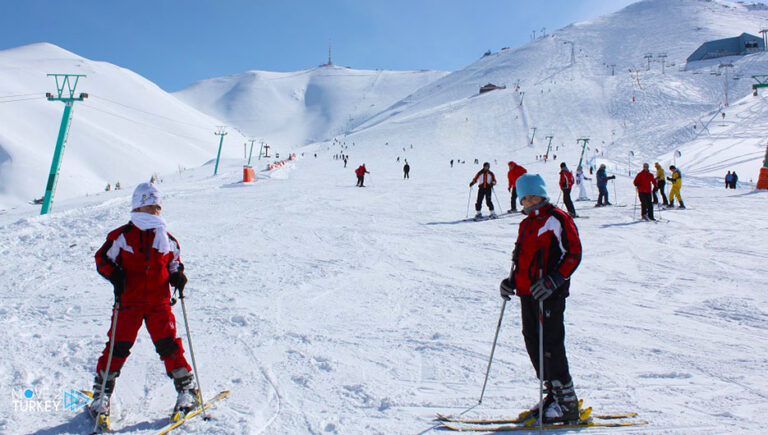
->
xmin=0 ymin=152 xmax=766 ymax=434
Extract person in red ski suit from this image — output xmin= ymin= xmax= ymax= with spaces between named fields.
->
xmin=558 ymin=163 xmax=577 ymax=217
xmin=507 ymin=161 xmax=527 ymax=212
xmin=498 ymin=173 xmax=582 ymax=424
xmin=355 ymin=164 xmax=369 ymax=187
xmin=88 ymin=183 xmax=197 ymax=420
xmin=633 ymin=163 xmax=658 ymax=221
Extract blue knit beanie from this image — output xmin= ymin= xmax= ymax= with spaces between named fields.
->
xmin=516 ymin=174 xmax=548 ymax=202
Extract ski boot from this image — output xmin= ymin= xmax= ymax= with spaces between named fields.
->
xmin=678 ymin=202 xmax=686 ymax=209
xmin=489 ymin=211 xmax=498 ymax=219
xmin=520 ymin=381 xmax=553 ymax=421
xmin=542 ymin=380 xmax=580 ymax=424
xmin=474 ymin=212 xmax=482 ymax=221
xmin=171 ymin=367 xmax=199 ymax=421
xmin=88 ymin=370 xmax=118 ymax=430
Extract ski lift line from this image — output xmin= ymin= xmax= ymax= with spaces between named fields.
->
xmin=0 ymin=93 xmax=42 ymax=99
xmin=88 ymin=95 xmax=215 ymax=132
xmin=79 ymin=103 xmax=212 ymax=144
xmin=0 ymin=97 xmax=41 ymax=104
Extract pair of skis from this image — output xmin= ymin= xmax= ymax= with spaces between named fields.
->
xmin=435 ymin=402 xmax=648 ymax=432
xmin=85 ymin=389 xmax=230 ymax=434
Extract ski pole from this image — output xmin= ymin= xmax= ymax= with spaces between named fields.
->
xmin=491 ymin=187 xmax=503 ymax=214
xmin=178 ymin=289 xmax=208 ymax=420
xmin=93 ymin=300 xmax=120 ymax=434
xmin=537 ymin=269 xmax=544 ymax=432
xmin=478 ymin=299 xmax=507 ymax=404
xmin=466 ymin=186 xmax=473 ymax=218
xmin=554 ymin=191 xmax=562 ymax=208
xmin=633 ymin=188 xmax=638 ymax=220
xmin=657 ymin=199 xmax=662 ymax=221
xmin=612 ymin=179 xmax=618 ymax=205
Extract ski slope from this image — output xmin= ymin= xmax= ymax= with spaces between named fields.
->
xmin=0 ymin=153 xmax=766 ymax=434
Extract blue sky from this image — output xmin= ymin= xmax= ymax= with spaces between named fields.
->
xmin=2 ymin=0 xmax=648 ymax=91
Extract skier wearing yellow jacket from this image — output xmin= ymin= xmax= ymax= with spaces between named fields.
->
xmin=666 ymin=165 xmax=685 ymax=209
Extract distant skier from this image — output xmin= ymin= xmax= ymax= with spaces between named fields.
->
xmin=633 ymin=163 xmax=657 ymax=221
xmin=355 ymin=164 xmax=369 ymax=187
xmin=343 ymin=156 xmax=348 ymax=168
xmin=558 ymin=163 xmax=577 ymax=217
xmin=653 ymin=162 xmax=668 ymax=206
xmin=725 ymin=171 xmax=732 ymax=189
xmin=498 ymin=173 xmax=582 ymax=424
xmin=666 ymin=165 xmax=685 ymax=208
xmin=403 ymin=161 xmax=410 ymax=179
xmin=506 ymin=161 xmax=527 ymax=213
xmin=88 ymin=183 xmax=197 ymax=426
xmin=470 ymin=162 xmax=497 ymax=219
xmin=450 ymin=159 xmax=454 ymax=168
xmin=731 ymin=171 xmax=739 ymax=189
xmin=575 ymin=166 xmax=590 ymax=201
xmin=595 ymin=164 xmax=615 ymax=206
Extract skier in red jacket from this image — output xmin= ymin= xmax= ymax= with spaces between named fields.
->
xmin=633 ymin=163 xmax=658 ymax=221
xmin=470 ymin=162 xmax=497 ymax=219
xmin=355 ymin=164 xmax=369 ymax=187
xmin=558 ymin=163 xmax=578 ymax=217
xmin=499 ymin=174 xmax=582 ymax=424
xmin=506 ymin=161 xmax=527 ymax=213
xmin=89 ymin=183 xmax=197 ymax=423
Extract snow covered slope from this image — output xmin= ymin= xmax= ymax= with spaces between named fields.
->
xmin=1 ymin=155 xmax=766 ymax=434
xmin=336 ymin=0 xmax=768 ymax=181
xmin=173 ymin=66 xmax=448 ymax=148
xmin=0 ymin=43 xmax=247 ymax=210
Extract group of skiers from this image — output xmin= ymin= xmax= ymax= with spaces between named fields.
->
xmin=724 ymin=171 xmax=739 ymax=189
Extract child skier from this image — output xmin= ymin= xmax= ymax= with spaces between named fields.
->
xmin=499 ymin=174 xmax=582 ymax=423
xmin=575 ymin=166 xmax=590 ymax=201
xmin=89 ymin=183 xmax=197 ymax=425
xmin=470 ymin=162 xmax=497 ymax=219
xmin=666 ymin=165 xmax=685 ymax=208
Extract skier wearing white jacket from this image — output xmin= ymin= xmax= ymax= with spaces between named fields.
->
xmin=575 ymin=166 xmax=590 ymax=201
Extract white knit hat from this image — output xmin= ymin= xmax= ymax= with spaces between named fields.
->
xmin=131 ymin=182 xmax=162 ymax=210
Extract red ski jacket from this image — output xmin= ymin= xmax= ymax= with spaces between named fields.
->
xmin=507 ymin=163 xmax=527 ymax=190
xmin=471 ymin=169 xmax=497 ymax=188
xmin=559 ymin=170 xmax=575 ymax=190
xmin=355 ymin=165 xmax=368 ymax=176
xmin=512 ymin=204 xmax=581 ymax=297
xmin=633 ymin=169 xmax=657 ymax=193
xmin=95 ymin=222 xmax=183 ymax=305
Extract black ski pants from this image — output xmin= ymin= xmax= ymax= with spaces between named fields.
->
xmin=510 ymin=186 xmax=518 ymax=210
xmin=475 ymin=186 xmax=494 ymax=211
xmin=596 ymin=185 xmax=609 ymax=205
xmin=639 ymin=192 xmax=654 ymax=219
xmin=520 ymin=295 xmax=572 ymax=384
xmin=561 ymin=188 xmax=576 ymax=215
xmin=356 ymin=175 xmax=365 ymax=187
xmin=653 ymin=179 xmax=667 ymax=205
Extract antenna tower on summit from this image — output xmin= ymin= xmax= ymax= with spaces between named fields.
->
xmin=328 ymin=40 xmax=332 ymax=66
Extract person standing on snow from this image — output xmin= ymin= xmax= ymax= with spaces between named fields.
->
xmin=666 ymin=165 xmax=685 ymax=208
xmin=575 ymin=166 xmax=591 ymax=201
xmin=633 ymin=163 xmax=658 ymax=221
xmin=653 ymin=162 xmax=668 ymax=206
xmin=731 ymin=171 xmax=738 ymax=189
xmin=498 ymin=174 xmax=582 ymax=424
xmin=725 ymin=171 xmax=732 ymax=189
xmin=89 ymin=183 xmax=197 ymax=424
xmin=403 ymin=161 xmax=410 ymax=179
xmin=595 ymin=164 xmax=615 ymax=207
xmin=470 ymin=162 xmax=497 ymax=219
xmin=558 ymin=163 xmax=577 ymax=217
xmin=355 ymin=164 xmax=369 ymax=187
xmin=506 ymin=161 xmax=527 ymax=213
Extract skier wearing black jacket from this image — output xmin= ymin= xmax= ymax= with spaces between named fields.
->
xmin=499 ymin=174 xmax=582 ymax=424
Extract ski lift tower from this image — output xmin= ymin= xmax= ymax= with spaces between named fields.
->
xmin=213 ymin=126 xmax=227 ymax=176
xmin=750 ymin=75 xmax=768 ymax=189
xmin=40 ymin=74 xmax=88 ymax=215
xmin=719 ymin=63 xmax=734 ymax=106
xmin=544 ymin=135 xmax=554 ymax=161
xmin=760 ymin=29 xmax=768 ymax=52
xmin=575 ymin=138 xmax=590 ymax=170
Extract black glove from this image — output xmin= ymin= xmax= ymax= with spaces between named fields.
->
xmin=608 ymin=175 xmax=616 ymax=180
xmin=499 ymin=278 xmax=516 ymax=300
xmin=667 ymin=177 xmax=673 ymax=182
xmin=530 ymin=271 xmax=565 ymax=301
xmin=109 ymin=268 xmax=126 ymax=300
xmin=469 ymin=182 xmax=475 ymax=187
xmin=168 ymin=271 xmax=188 ymax=293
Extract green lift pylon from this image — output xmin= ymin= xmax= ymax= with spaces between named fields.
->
xmin=213 ymin=126 xmax=228 ymax=176
xmin=576 ymin=138 xmax=590 ymax=170
xmin=544 ymin=135 xmax=554 ymax=160
xmin=41 ymin=74 xmax=87 ymax=215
